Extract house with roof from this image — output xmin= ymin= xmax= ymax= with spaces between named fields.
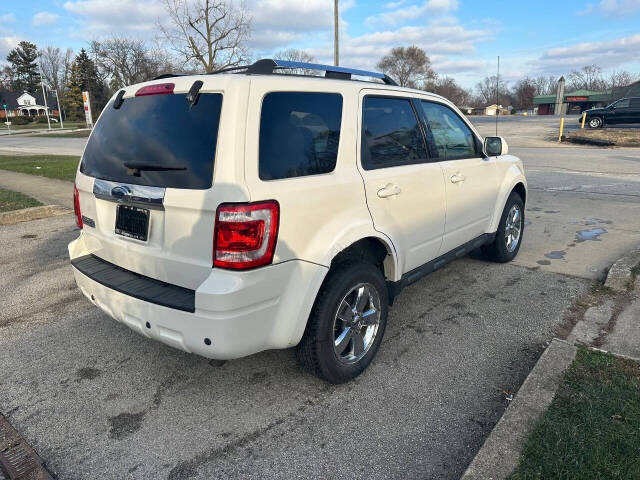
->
xmin=0 ymin=89 xmax=59 ymax=119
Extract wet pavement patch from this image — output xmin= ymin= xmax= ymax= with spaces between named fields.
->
xmin=75 ymin=367 xmax=102 ymax=382
xmin=575 ymin=228 xmax=608 ymax=243
xmin=108 ymin=412 xmax=146 ymax=440
xmin=0 ymin=414 xmax=54 ymax=479
xmin=545 ymin=251 xmax=566 ymax=260
xmin=537 ymin=260 xmax=552 ymax=265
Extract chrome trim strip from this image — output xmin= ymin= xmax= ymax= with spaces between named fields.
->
xmin=93 ymin=179 xmax=165 ymax=210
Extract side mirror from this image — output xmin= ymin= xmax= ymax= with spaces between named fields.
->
xmin=484 ymin=136 xmax=508 ymax=156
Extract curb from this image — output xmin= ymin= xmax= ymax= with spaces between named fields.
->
xmin=604 ymin=247 xmax=640 ymax=293
xmin=461 ymin=339 xmax=577 ymax=480
xmin=0 ymin=205 xmax=72 ymax=226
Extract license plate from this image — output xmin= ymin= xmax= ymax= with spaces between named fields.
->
xmin=115 ymin=205 xmax=149 ymax=241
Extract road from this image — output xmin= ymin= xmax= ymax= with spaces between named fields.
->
xmin=1 ymin=120 xmax=639 ymax=479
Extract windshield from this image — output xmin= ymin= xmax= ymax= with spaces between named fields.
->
xmin=81 ymin=92 xmax=222 ymax=189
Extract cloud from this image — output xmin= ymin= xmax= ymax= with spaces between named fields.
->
xmin=33 ymin=11 xmax=60 ymax=27
xmin=366 ymin=0 xmax=459 ymax=26
xmin=580 ymin=0 xmax=640 ymax=16
xmin=0 ymin=35 xmax=20 ymax=60
xmin=0 ymin=13 xmax=16 ymax=23
xmin=63 ymin=0 xmax=164 ymax=34
xmin=432 ymin=59 xmax=487 ymax=74
xmin=529 ymin=34 xmax=640 ymax=73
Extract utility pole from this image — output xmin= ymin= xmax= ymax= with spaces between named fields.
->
xmin=54 ymin=90 xmax=64 ymax=129
xmin=495 ymin=55 xmax=499 ymax=136
xmin=334 ymin=0 xmax=339 ymax=66
xmin=38 ymin=60 xmax=52 ymax=130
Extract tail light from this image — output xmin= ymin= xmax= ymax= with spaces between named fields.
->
xmin=73 ymin=184 xmax=83 ymax=229
xmin=213 ymin=201 xmax=279 ymax=270
xmin=135 ymin=83 xmax=175 ymax=96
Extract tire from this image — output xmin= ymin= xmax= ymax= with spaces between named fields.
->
xmin=296 ymin=261 xmax=389 ymax=384
xmin=482 ymin=192 xmax=524 ymax=263
xmin=588 ymin=116 xmax=603 ymax=129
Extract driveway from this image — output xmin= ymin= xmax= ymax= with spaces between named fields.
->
xmin=1 ymin=122 xmax=639 ymax=479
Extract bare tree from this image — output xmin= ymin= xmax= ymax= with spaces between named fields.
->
xmin=427 ymin=76 xmax=471 ymax=107
xmin=475 ymin=75 xmax=510 ymax=106
xmin=0 ymin=65 xmax=14 ymax=90
xmin=39 ymin=46 xmax=76 ymax=94
xmin=158 ymin=0 xmax=251 ymax=73
xmin=513 ymin=77 xmax=537 ymax=110
xmin=90 ymin=37 xmax=176 ymax=89
xmin=274 ymin=48 xmax=319 ymax=75
xmin=531 ymin=75 xmax=557 ymax=96
xmin=376 ymin=46 xmax=435 ymax=88
xmin=568 ymin=64 xmax=606 ymax=91
xmin=607 ymin=70 xmax=638 ymax=90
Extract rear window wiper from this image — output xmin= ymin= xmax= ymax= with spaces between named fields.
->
xmin=123 ymin=162 xmax=187 ymax=176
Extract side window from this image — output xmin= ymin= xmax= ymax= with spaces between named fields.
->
xmin=613 ymin=99 xmax=630 ymax=109
xmin=420 ymin=101 xmax=478 ymax=161
xmin=259 ymin=92 xmax=342 ymax=180
xmin=630 ymin=98 xmax=640 ymax=111
xmin=361 ymin=96 xmax=428 ymax=170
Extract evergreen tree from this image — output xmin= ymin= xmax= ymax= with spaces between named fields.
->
xmin=6 ymin=41 xmax=40 ymax=93
xmin=63 ymin=49 xmax=108 ymax=121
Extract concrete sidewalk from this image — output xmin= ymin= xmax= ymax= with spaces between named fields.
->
xmin=0 ymin=169 xmax=73 ymax=209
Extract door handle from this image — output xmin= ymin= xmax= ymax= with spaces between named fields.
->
xmin=450 ymin=173 xmax=466 ymax=184
xmin=377 ymin=184 xmax=402 ymax=198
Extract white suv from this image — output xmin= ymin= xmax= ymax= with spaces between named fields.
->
xmin=69 ymin=59 xmax=526 ymax=383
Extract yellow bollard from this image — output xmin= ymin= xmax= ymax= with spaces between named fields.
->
xmin=558 ymin=117 xmax=565 ymax=142
xmin=581 ymin=111 xmax=586 ymax=129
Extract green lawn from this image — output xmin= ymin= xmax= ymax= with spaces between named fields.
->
xmin=4 ymin=121 xmax=86 ymax=131
xmin=510 ymin=348 xmax=640 ymax=479
xmin=29 ymin=130 xmax=92 ymax=138
xmin=0 ymin=154 xmax=80 ymax=182
xmin=0 ymin=188 xmax=43 ymax=212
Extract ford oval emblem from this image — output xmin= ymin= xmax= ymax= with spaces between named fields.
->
xmin=111 ymin=185 xmax=131 ymax=200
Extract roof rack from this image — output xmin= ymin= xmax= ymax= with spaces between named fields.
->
xmin=155 ymin=59 xmax=398 ymax=85
xmin=246 ymin=59 xmax=398 ymax=85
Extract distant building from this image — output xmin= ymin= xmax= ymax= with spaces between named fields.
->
xmin=533 ymin=89 xmax=611 ymax=115
xmin=0 ymin=89 xmax=59 ymax=118
xmin=482 ymin=104 xmax=509 ymax=116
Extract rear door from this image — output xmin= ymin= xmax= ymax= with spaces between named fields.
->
xmin=357 ymin=91 xmax=446 ymax=274
xmin=418 ymin=100 xmax=499 ymax=253
xmin=627 ymin=98 xmax=640 ymax=124
xmin=609 ymin=98 xmax=630 ymax=124
xmin=75 ymin=76 xmax=250 ymax=289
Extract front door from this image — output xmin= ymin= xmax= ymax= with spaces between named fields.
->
xmin=418 ymin=100 xmax=499 ymax=253
xmin=357 ymin=92 xmax=446 ymax=275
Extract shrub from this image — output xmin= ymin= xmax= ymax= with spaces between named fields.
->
xmin=10 ymin=116 xmax=32 ymax=125
xmin=34 ymin=116 xmax=51 ymax=124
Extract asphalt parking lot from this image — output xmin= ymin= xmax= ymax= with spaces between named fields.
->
xmin=1 ymin=116 xmax=639 ymax=479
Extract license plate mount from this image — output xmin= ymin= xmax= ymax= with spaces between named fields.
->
xmin=115 ymin=205 xmax=150 ymax=241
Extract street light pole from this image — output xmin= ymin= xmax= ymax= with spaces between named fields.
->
xmin=54 ymin=90 xmax=64 ymax=129
xmin=334 ymin=0 xmax=339 ymax=66
xmin=38 ymin=60 xmax=52 ymax=130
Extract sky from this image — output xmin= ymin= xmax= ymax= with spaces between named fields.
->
xmin=2 ymin=0 xmax=640 ymax=88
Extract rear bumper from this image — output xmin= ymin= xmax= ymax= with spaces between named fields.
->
xmin=68 ymin=236 xmax=328 ymax=359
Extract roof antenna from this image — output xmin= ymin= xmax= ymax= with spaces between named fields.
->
xmin=495 ymin=55 xmax=500 ymax=136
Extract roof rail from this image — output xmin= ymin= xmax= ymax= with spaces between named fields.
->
xmin=156 ymin=59 xmax=398 ymax=85
xmin=245 ymin=59 xmax=398 ymax=85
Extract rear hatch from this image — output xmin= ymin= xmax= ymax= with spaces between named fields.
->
xmin=75 ymin=76 xmax=249 ymax=289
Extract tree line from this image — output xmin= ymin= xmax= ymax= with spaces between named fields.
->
xmin=375 ymin=46 xmax=639 ymax=110
xmin=2 ymin=0 xmax=638 ymax=119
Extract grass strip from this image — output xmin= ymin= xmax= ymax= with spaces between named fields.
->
xmin=0 ymin=154 xmax=80 ymax=182
xmin=510 ymin=347 xmax=640 ymax=479
xmin=0 ymin=188 xmax=43 ymax=212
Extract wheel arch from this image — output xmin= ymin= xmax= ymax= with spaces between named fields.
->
xmin=328 ymin=235 xmax=400 ymax=283
xmin=489 ymin=166 xmax=528 ymax=233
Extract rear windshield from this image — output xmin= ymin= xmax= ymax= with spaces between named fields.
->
xmin=80 ymin=92 xmax=222 ymax=189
